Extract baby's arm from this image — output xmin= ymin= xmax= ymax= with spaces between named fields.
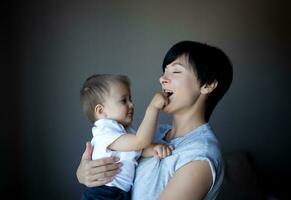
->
xmin=108 ymin=93 xmax=168 ymax=151
xmin=142 ymin=144 xmax=173 ymax=158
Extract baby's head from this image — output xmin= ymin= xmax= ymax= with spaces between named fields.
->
xmin=80 ymin=74 xmax=134 ymax=127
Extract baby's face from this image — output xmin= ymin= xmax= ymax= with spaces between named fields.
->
xmin=103 ymin=83 xmax=134 ymax=127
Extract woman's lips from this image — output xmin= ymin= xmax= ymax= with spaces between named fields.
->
xmin=163 ymin=89 xmax=173 ymax=97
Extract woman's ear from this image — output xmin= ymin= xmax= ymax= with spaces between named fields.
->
xmin=201 ymin=80 xmax=218 ymax=94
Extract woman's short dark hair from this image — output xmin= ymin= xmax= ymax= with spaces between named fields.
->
xmin=162 ymin=41 xmax=233 ymax=121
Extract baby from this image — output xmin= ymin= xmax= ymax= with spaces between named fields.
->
xmin=80 ymin=74 xmax=172 ymax=200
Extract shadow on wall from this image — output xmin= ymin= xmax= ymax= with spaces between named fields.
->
xmin=218 ymin=151 xmax=280 ymax=200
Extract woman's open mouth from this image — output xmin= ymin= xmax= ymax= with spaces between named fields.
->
xmin=163 ymin=89 xmax=174 ymax=98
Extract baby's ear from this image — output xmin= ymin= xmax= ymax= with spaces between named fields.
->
xmin=94 ymin=104 xmax=105 ymax=117
xmin=201 ymin=80 xmax=218 ymax=94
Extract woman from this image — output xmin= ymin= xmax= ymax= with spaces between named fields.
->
xmin=76 ymin=40 xmax=233 ymax=200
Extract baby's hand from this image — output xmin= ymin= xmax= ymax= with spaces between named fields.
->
xmin=153 ymin=144 xmax=173 ymax=159
xmin=149 ymin=93 xmax=168 ymax=110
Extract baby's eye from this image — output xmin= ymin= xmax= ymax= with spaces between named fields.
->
xmin=173 ymin=71 xmax=181 ymax=74
xmin=121 ymin=99 xmax=127 ymax=104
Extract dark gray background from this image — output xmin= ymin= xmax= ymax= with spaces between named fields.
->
xmin=4 ymin=0 xmax=291 ymax=199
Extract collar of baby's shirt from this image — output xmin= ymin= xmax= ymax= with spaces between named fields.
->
xmin=94 ymin=118 xmax=112 ymax=126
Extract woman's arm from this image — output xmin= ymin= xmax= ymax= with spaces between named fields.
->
xmin=158 ymin=160 xmax=212 ymax=200
xmin=76 ymin=142 xmax=121 ymax=187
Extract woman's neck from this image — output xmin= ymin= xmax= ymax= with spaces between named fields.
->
xmin=166 ymin=105 xmax=207 ymax=141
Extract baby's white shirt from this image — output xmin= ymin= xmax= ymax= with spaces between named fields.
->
xmin=91 ymin=119 xmax=141 ymax=192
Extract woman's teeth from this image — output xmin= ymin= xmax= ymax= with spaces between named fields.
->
xmin=164 ymin=89 xmax=173 ymax=97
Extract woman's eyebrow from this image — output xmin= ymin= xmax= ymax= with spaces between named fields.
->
xmin=166 ymin=62 xmax=185 ymax=69
xmin=172 ymin=62 xmax=184 ymax=67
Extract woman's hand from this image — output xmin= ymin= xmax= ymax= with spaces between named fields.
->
xmin=76 ymin=142 xmax=121 ymax=187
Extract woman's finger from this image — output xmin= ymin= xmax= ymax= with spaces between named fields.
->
xmin=87 ymin=177 xmax=113 ymax=187
xmin=93 ymin=169 xmax=121 ymax=180
xmin=82 ymin=142 xmax=93 ymax=160
xmin=90 ymin=162 xmax=122 ymax=174
xmin=89 ymin=157 xmax=120 ymax=168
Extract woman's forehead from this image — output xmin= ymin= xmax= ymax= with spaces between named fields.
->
xmin=166 ymin=55 xmax=193 ymax=70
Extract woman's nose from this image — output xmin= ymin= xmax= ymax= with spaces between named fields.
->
xmin=159 ymin=75 xmax=170 ymax=84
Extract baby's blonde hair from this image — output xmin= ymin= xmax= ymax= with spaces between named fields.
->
xmin=80 ymin=74 xmax=130 ymax=122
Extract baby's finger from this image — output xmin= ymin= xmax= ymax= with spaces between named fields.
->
xmin=157 ymin=149 xmax=163 ymax=158
xmin=169 ymin=145 xmax=175 ymax=151
xmin=166 ymin=147 xmax=172 ymax=156
xmin=162 ymin=147 xmax=168 ymax=158
xmin=153 ymin=150 xmax=159 ymax=158
xmin=160 ymin=92 xmax=169 ymax=106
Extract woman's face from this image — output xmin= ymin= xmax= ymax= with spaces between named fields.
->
xmin=159 ymin=55 xmax=202 ymax=114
